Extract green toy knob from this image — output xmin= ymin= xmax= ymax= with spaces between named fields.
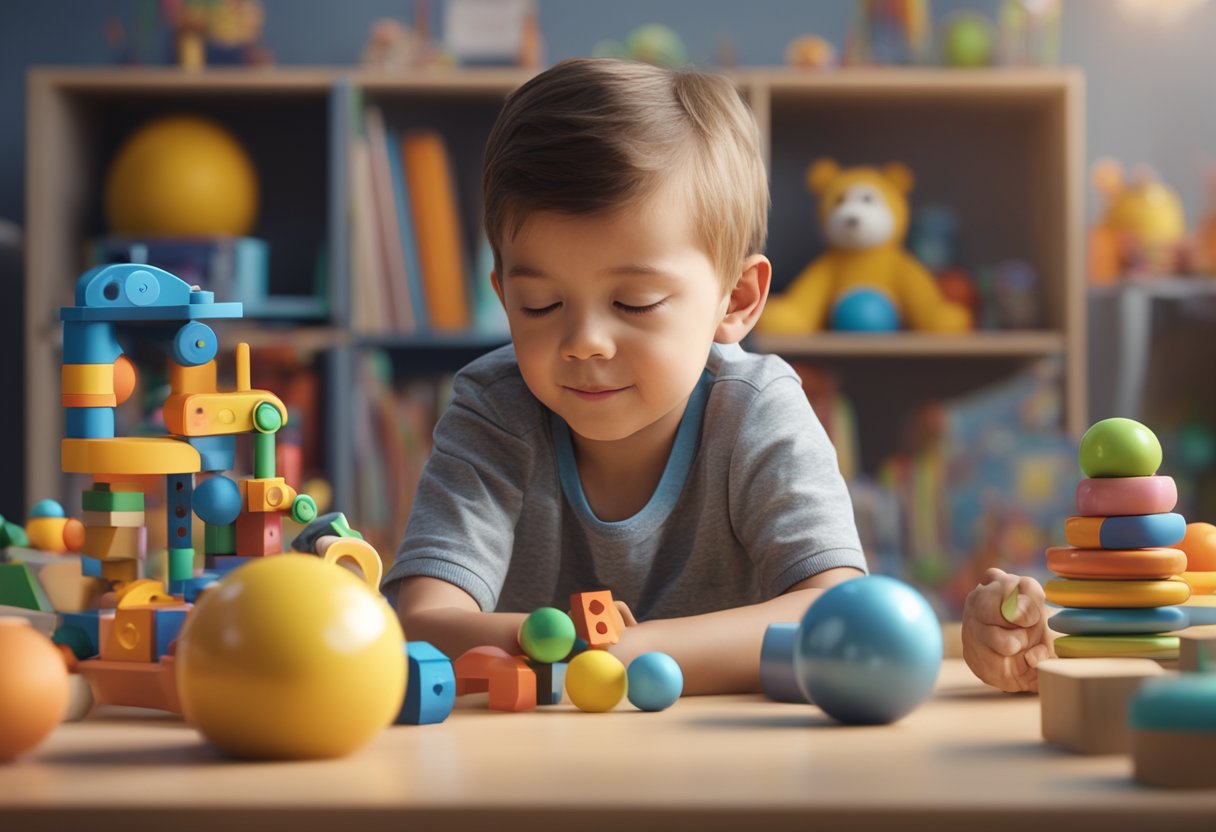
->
xmin=291 ymin=494 xmax=318 ymax=525
xmin=253 ymin=402 xmax=283 ymax=434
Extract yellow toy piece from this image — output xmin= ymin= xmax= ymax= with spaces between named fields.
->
xmin=1045 ymin=576 xmax=1191 ymax=609
xmin=163 ymin=390 xmax=287 ymax=437
xmin=176 ymin=555 xmax=405 ymax=760
xmin=26 ymin=516 xmax=84 ymax=552
xmin=1054 ymin=634 xmax=1179 ymax=660
xmin=61 ymin=363 xmax=115 ymax=396
xmin=565 ymin=650 xmax=628 ymax=712
xmin=240 ymin=477 xmax=297 ymax=513
xmin=169 ymin=360 xmax=218 ymax=396
xmin=63 ymin=437 xmax=201 ymax=475
xmin=320 ymin=537 xmax=384 ymax=588
xmin=115 ymin=578 xmax=178 ymax=608
xmin=757 ymin=158 xmax=972 ymax=335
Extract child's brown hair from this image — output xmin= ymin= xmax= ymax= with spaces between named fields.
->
xmin=483 ymin=58 xmax=769 ymax=290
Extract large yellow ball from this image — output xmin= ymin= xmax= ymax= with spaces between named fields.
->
xmin=176 ymin=555 xmax=406 ymax=760
xmin=105 ymin=115 xmax=259 ymax=236
xmin=565 ymin=650 xmax=628 ymax=712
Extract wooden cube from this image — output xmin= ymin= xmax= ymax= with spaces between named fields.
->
xmin=1039 ymin=657 xmax=1167 ymax=754
xmin=1179 ymin=625 xmax=1216 ymax=673
xmin=569 ymin=589 xmax=625 ymax=648
xmin=235 ymin=511 xmax=282 ymax=557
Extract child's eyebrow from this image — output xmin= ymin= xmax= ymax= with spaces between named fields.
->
xmin=604 ymin=264 xmax=680 ymax=281
xmin=505 ymin=264 xmax=547 ymax=278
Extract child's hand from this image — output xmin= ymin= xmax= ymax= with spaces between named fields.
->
xmin=962 ymin=568 xmax=1052 ymax=693
xmin=614 ymin=600 xmax=637 ymax=628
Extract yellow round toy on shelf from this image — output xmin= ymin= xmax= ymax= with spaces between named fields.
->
xmin=176 ymin=555 xmax=405 ymax=760
xmin=105 ymin=115 xmax=259 ymax=236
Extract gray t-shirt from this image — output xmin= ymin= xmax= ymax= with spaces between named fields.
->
xmin=382 ymin=343 xmax=867 ymax=620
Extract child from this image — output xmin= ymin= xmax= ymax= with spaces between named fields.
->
xmin=962 ymin=568 xmax=1055 ymax=692
xmin=381 ymin=58 xmax=867 ymax=695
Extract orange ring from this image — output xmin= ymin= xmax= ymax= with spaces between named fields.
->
xmin=1046 ymin=546 xmax=1186 ymax=580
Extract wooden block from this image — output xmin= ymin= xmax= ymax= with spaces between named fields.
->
xmin=454 ymin=645 xmax=538 ymax=712
xmin=102 ymin=606 xmax=156 ymax=663
xmin=82 ymin=510 xmax=146 ymax=528
xmin=23 ymin=558 xmax=107 ymax=612
xmin=1133 ymin=731 xmax=1216 ymax=787
xmin=235 ymin=511 xmax=282 ymax=557
xmin=0 ymin=562 xmax=54 ymax=611
xmin=101 ymin=558 xmax=139 ymax=583
xmin=1039 ymin=657 xmax=1166 ymax=754
xmin=530 ymin=659 xmax=566 ymax=706
xmin=569 ymin=589 xmax=625 ymax=648
xmin=82 ymin=525 xmax=147 ymax=561
xmin=77 ymin=658 xmax=181 ymax=713
xmin=241 ymin=477 xmax=297 ymax=513
xmin=1179 ymin=625 xmax=1216 ymax=673
xmin=398 ymin=641 xmax=456 ymax=725
xmin=82 ymin=488 xmax=145 ymax=512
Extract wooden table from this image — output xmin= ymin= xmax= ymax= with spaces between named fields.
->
xmin=2 ymin=660 xmax=1214 ymax=831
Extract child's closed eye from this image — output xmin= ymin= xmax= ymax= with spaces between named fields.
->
xmin=521 ymin=302 xmax=561 ymax=317
xmin=614 ymin=299 xmax=667 ymax=314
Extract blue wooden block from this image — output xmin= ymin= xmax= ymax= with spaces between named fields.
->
xmin=181 ymin=574 xmax=219 ymax=603
xmin=63 ymin=321 xmax=122 ymax=364
xmin=59 ymin=610 xmax=104 ymax=656
xmin=81 ymin=555 xmax=103 ymax=578
xmin=153 ymin=607 xmax=189 ymax=657
xmin=65 ymin=407 xmax=115 ymax=439
xmin=760 ymin=622 xmax=812 ymax=703
xmin=1100 ymin=513 xmax=1187 ymax=549
xmin=529 ymin=659 xmax=567 ymax=705
xmin=1049 ymin=606 xmax=1190 ymax=635
xmin=178 ymin=435 xmax=237 ymax=472
xmin=209 ymin=555 xmax=258 ymax=574
xmin=398 ymin=641 xmax=455 ymax=725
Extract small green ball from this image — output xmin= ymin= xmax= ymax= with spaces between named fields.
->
xmin=1079 ymin=418 xmax=1162 ymax=478
xmin=518 ymin=607 xmax=576 ymax=664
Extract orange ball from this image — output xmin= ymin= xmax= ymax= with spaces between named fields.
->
xmin=0 ymin=618 xmax=70 ymax=759
xmin=113 ymin=354 xmax=137 ymax=406
xmin=1180 ymin=522 xmax=1216 ymax=572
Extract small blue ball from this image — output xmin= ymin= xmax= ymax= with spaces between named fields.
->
xmin=794 ymin=575 xmax=942 ymax=724
xmin=627 ymin=652 xmax=683 ymax=711
xmin=193 ymin=475 xmax=242 ymax=525
xmin=30 ymin=499 xmax=66 ymax=519
xmin=830 ymin=288 xmax=900 ymax=332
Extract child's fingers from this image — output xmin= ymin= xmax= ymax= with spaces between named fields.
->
xmin=1024 ymin=641 xmax=1052 ymax=669
xmin=965 ymin=575 xmax=1021 ymax=628
xmin=979 ymin=622 xmax=1030 ymax=657
xmin=614 ymin=600 xmax=638 ymax=627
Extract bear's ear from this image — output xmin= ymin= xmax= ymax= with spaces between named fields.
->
xmin=883 ymin=163 xmax=915 ymax=194
xmin=807 ymin=158 xmax=839 ymax=194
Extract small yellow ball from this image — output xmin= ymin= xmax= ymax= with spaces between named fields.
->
xmin=176 ymin=555 xmax=406 ymax=760
xmin=565 ymin=650 xmax=628 ymax=712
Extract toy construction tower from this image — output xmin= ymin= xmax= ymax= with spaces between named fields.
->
xmin=1044 ymin=418 xmax=1189 ymax=659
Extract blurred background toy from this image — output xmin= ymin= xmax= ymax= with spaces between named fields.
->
xmin=362 ymin=0 xmax=449 ymax=70
xmin=105 ymin=114 xmax=259 ymax=238
xmin=785 ymin=34 xmax=837 ymax=69
xmin=593 ymin=23 xmax=688 ymax=67
xmin=1088 ymin=158 xmax=1187 ymax=283
xmin=940 ymin=10 xmax=995 ymax=67
xmin=757 ymin=159 xmax=972 ymax=334
xmin=996 ymin=0 xmax=1062 ymax=66
xmin=0 ymin=617 xmax=69 ymax=760
xmin=846 ymin=0 xmax=930 ymax=66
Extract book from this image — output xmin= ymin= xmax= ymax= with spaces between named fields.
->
xmin=364 ymin=106 xmax=415 ymax=333
xmin=402 ymin=131 xmax=471 ymax=331
xmin=348 ymin=135 xmax=387 ymax=333
xmin=386 ymin=128 xmax=430 ymax=333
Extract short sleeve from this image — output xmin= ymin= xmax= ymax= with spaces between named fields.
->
xmin=380 ymin=371 xmax=539 ymax=611
xmin=727 ymin=375 xmax=868 ymax=596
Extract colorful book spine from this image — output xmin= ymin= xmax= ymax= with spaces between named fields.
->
xmin=387 ymin=128 xmax=429 ymax=333
xmin=364 ymin=106 xmax=414 ymax=333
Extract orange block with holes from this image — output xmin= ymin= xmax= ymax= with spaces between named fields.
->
xmin=235 ymin=511 xmax=282 ymax=556
xmin=240 ymin=477 xmax=297 ymax=514
xmin=570 ymin=590 xmax=625 ymax=648
xmin=454 ymin=646 xmax=537 ymax=712
xmin=102 ymin=606 xmax=156 ymax=663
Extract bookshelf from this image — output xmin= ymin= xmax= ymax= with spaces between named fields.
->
xmin=25 ymin=66 xmax=1086 ymax=557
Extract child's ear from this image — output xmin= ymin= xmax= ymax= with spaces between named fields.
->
xmin=715 ymin=254 xmax=772 ymax=345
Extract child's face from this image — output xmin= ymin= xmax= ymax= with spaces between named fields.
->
xmin=493 ymin=192 xmax=730 ymax=444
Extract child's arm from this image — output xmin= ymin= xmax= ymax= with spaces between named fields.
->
xmin=609 ymin=566 xmax=865 ymax=696
xmin=961 ymin=567 xmax=1055 ymax=692
xmin=396 ymin=576 xmax=526 ymax=658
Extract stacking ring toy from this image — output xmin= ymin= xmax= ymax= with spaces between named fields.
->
xmin=1075 ymin=476 xmax=1177 ymax=517
xmin=1064 ymin=513 xmax=1186 ymax=550
xmin=1048 ymin=606 xmax=1189 ymax=635
xmin=1045 ymin=576 xmax=1191 ymax=608
xmin=1054 ymin=634 xmax=1179 ymax=659
xmin=1046 ymin=546 xmax=1186 ymax=580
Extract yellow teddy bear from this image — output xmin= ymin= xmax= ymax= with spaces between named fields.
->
xmin=758 ymin=159 xmax=972 ymax=334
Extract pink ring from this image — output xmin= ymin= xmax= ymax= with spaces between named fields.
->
xmin=1076 ymin=476 xmax=1177 ymax=517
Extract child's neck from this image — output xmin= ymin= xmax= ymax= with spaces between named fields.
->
xmin=570 ymin=396 xmax=688 ymax=522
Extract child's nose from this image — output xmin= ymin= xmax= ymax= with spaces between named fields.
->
xmin=561 ymin=313 xmax=614 ymax=361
